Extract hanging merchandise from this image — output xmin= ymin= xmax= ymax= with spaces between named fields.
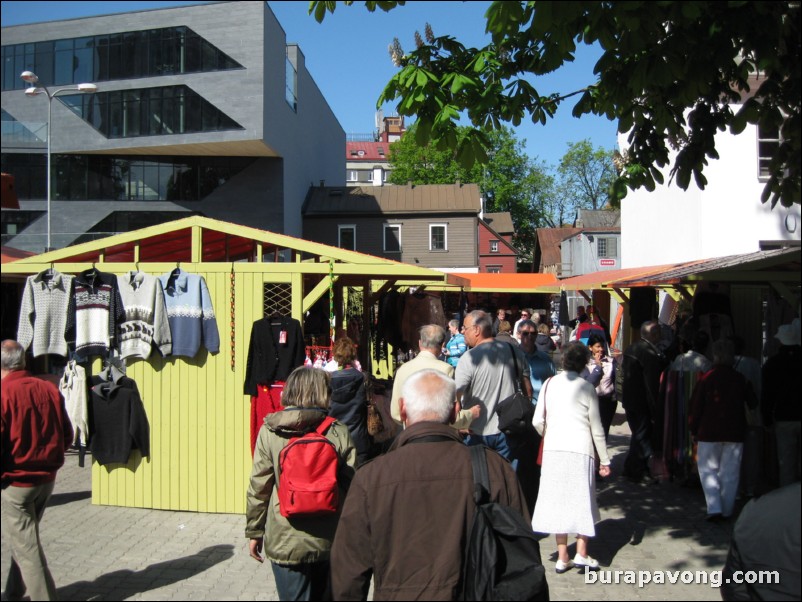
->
xmin=244 ymin=314 xmax=305 ymax=454
xmin=159 ymin=268 xmax=220 ymax=358
xmin=243 ymin=315 xmax=305 ymax=395
xmin=66 ymin=267 xmax=126 ymax=361
xmin=116 ymin=270 xmax=172 ymax=360
xmin=17 ymin=268 xmax=74 ymax=357
xmin=401 ymin=291 xmax=447 ymax=351
xmin=88 ymin=365 xmax=150 ymax=467
xmin=60 ymin=360 xmax=89 ymax=466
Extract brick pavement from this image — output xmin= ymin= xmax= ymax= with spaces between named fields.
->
xmin=2 ymin=410 xmax=735 ymax=601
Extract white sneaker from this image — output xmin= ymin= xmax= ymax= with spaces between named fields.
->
xmin=555 ymin=559 xmax=575 ymax=573
xmin=573 ymin=554 xmax=599 ymax=570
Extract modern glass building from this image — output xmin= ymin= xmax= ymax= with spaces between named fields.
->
xmin=1 ymin=1 xmax=344 ymax=251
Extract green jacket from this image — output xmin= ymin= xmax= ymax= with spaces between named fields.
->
xmin=246 ymin=407 xmax=357 ymax=565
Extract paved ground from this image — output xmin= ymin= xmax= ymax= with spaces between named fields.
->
xmin=2 ymin=409 xmax=736 ymax=601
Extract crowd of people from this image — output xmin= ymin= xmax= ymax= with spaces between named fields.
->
xmin=3 ymin=302 xmax=800 ymax=601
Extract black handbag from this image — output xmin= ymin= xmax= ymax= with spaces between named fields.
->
xmin=496 ymin=343 xmax=534 ymax=436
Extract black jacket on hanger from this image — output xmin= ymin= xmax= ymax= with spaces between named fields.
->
xmin=244 ymin=316 xmax=305 ymax=396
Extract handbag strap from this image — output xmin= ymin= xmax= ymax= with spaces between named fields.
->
xmin=469 ymin=445 xmax=490 ymax=505
xmin=541 ymin=376 xmax=552 ymax=426
xmin=505 ymin=342 xmax=523 ymax=394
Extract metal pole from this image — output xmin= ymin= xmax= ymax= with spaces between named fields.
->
xmin=46 ymin=92 xmax=52 ymax=252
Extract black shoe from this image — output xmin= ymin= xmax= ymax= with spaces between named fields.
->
xmin=706 ymin=513 xmax=724 ymax=523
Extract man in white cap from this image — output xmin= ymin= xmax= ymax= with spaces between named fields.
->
xmin=761 ymin=318 xmax=802 ymax=486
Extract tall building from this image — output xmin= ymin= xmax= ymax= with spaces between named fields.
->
xmin=1 ymin=1 xmax=344 ymax=251
xmin=345 ymin=114 xmax=405 ymax=187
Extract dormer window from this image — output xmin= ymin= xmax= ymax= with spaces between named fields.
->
xmin=357 ymin=150 xmax=366 ymax=157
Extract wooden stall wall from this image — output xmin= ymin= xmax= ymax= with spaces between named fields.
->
xmin=92 ymin=266 xmax=285 ymax=515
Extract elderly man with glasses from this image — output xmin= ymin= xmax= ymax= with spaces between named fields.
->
xmin=455 ymin=310 xmax=532 ymax=464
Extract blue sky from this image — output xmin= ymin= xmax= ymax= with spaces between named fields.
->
xmin=1 ymin=0 xmax=619 ymax=169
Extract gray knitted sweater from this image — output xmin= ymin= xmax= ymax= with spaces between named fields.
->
xmin=17 ymin=270 xmax=74 ymax=357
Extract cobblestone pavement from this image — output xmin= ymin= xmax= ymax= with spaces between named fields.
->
xmin=2 ymin=409 xmax=735 ymax=601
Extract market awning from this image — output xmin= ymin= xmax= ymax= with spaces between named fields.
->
xmin=444 ymin=272 xmax=560 ymax=293
xmin=557 ymin=262 xmax=696 ymax=291
xmin=1 ymin=245 xmax=34 ymax=264
xmin=613 ymin=247 xmax=801 ymax=287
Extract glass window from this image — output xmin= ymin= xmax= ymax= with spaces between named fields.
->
xmin=384 ymin=225 xmax=401 ymax=253
xmin=285 ymin=54 xmax=297 ymax=112
xmin=487 ymin=265 xmax=502 ymax=274
xmin=597 ymin=237 xmax=618 ymax=258
xmin=490 ymin=240 xmax=499 ymax=253
xmin=430 ymin=224 xmax=447 ymax=251
xmin=2 ymin=27 xmax=244 ymax=91
xmin=346 ymin=170 xmax=358 ymax=182
xmin=339 ymin=225 xmax=356 ymax=251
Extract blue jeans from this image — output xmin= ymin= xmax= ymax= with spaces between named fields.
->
xmin=271 ymin=561 xmax=330 ymax=601
xmin=465 ymin=432 xmax=517 ymax=471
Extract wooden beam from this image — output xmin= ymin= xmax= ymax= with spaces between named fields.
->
xmin=579 ymin=290 xmax=593 ymax=304
xmin=610 ymin=287 xmax=630 ymax=303
xmin=304 ymin=276 xmax=336 ymax=313
xmin=771 ymin=282 xmax=800 ymax=309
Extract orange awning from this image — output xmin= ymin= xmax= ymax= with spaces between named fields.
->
xmin=445 ymin=272 xmax=559 ymax=292
xmin=557 ymin=262 xmax=696 ymax=291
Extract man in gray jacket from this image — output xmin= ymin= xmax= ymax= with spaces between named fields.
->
xmin=331 ymin=370 xmax=528 ymax=600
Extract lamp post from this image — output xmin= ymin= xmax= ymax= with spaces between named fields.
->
xmin=20 ymin=71 xmax=97 ymax=252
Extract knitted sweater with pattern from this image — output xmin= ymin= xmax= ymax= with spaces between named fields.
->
xmin=17 ymin=270 xmax=74 ymax=357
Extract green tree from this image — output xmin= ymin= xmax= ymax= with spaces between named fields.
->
xmin=311 ymin=1 xmax=800 ymax=208
xmin=557 ymin=139 xmax=616 ymax=215
xmin=388 ymin=124 xmax=553 ymax=264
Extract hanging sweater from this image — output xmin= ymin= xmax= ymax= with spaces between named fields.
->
xmin=88 ymin=375 xmax=150 ymax=466
xmin=17 ymin=270 xmax=74 ymax=357
xmin=66 ymin=268 xmax=126 ymax=360
xmin=60 ymin=360 xmax=89 ymax=447
xmin=158 ymin=268 xmax=220 ymax=358
xmin=116 ymin=271 xmax=172 ymax=360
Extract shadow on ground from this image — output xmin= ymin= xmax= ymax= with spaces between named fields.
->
xmin=56 ymin=545 xmax=234 ymax=601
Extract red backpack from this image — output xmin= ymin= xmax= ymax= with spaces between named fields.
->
xmin=278 ymin=415 xmax=340 ymax=518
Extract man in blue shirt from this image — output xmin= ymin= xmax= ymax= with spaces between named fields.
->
xmin=518 ymin=319 xmax=556 ymax=403
xmin=444 ymin=319 xmax=467 ymax=368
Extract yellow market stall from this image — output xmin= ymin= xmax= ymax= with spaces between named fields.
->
xmin=1 ymin=216 xmax=449 ymax=514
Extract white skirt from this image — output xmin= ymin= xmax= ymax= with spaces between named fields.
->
xmin=531 ymin=450 xmax=600 ymax=537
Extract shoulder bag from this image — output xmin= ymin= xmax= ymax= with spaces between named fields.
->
xmin=496 ymin=343 xmax=534 ymax=436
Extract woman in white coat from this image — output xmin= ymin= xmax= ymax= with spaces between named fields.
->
xmin=532 ymin=341 xmax=611 ymax=574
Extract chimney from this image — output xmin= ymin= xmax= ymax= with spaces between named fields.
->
xmin=319 ymin=180 xmax=325 ymax=188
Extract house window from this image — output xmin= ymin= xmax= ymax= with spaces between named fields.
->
xmin=382 ymin=169 xmax=389 ymax=183
xmin=338 ymin=225 xmax=356 ymax=251
xmin=597 ymin=237 xmax=618 ymax=258
xmin=430 ymin=224 xmax=447 ymax=251
xmin=384 ymin=224 xmax=401 ymax=253
xmin=757 ymin=123 xmax=780 ymax=180
xmin=357 ymin=170 xmax=372 ymax=182
xmin=490 ymin=240 xmax=499 ymax=253
xmin=487 ymin=265 xmax=502 ymax=274
xmin=346 ymin=170 xmax=358 ymax=182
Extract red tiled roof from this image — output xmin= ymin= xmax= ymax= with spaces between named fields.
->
xmin=346 ymin=141 xmax=390 ymax=162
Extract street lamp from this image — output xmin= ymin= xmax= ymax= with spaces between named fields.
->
xmin=20 ymin=70 xmax=98 ymax=252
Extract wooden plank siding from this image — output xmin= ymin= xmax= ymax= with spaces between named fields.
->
xmin=90 ymin=266 xmax=264 ymax=514
xmin=305 ymin=215 xmax=478 ymax=270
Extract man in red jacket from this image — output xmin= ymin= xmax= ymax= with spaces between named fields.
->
xmin=1 ymin=340 xmax=73 ymax=601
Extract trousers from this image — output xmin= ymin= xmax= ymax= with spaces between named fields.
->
xmin=697 ymin=441 xmax=743 ymax=517
xmin=1 ymin=481 xmax=58 ymax=601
